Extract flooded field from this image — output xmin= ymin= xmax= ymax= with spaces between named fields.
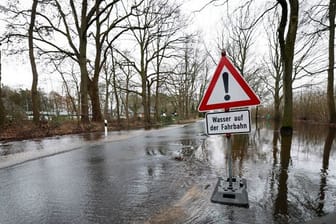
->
xmin=0 ymin=121 xmax=335 ymax=223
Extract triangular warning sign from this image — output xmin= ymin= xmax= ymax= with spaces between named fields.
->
xmin=198 ymin=55 xmax=260 ymax=112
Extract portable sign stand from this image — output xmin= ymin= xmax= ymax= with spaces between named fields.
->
xmin=198 ymin=51 xmax=260 ymax=208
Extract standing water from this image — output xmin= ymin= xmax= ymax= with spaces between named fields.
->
xmin=0 ymin=121 xmax=335 ymax=224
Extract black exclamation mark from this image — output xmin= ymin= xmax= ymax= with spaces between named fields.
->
xmin=223 ymin=72 xmax=230 ymax=101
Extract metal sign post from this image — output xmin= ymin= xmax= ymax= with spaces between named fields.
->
xmin=209 ymin=109 xmax=249 ymax=207
xmin=227 ymin=133 xmax=233 ymax=188
xmin=225 ymin=106 xmax=233 ymax=189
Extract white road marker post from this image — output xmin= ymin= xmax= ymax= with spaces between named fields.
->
xmin=104 ymin=119 xmax=108 ymax=136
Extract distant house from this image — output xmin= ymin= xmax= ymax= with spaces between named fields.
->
xmin=136 ymin=106 xmax=155 ymax=118
xmin=25 ymin=111 xmax=78 ymax=120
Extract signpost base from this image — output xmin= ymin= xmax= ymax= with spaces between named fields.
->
xmin=211 ymin=176 xmax=249 ymax=208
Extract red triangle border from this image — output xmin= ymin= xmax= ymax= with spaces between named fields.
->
xmin=198 ymin=56 xmax=260 ymax=112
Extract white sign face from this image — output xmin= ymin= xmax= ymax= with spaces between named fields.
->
xmin=205 ymin=110 xmax=251 ymax=135
xmin=207 ymin=66 xmax=250 ymax=105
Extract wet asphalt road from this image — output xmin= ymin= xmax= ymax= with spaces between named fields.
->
xmin=0 ymin=121 xmax=335 ymax=224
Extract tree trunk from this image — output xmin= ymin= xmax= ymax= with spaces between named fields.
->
xmin=142 ymin=91 xmax=150 ymax=129
xmin=278 ymin=0 xmax=299 ymax=134
xmin=60 ymin=71 xmax=79 ymax=118
xmin=91 ymin=4 xmax=103 ymax=122
xmin=154 ymin=29 xmax=161 ymax=123
xmin=145 ymin=78 xmax=151 ymax=129
xmin=327 ymin=0 xmax=336 ymax=123
xmin=104 ymin=70 xmax=110 ymax=119
xmin=154 ymin=65 xmax=160 ymax=123
xmin=79 ymin=0 xmax=89 ymax=123
xmin=274 ymin=90 xmax=281 ymax=122
xmin=0 ymin=44 xmax=5 ymax=126
xmin=125 ymin=73 xmax=130 ymax=127
xmin=88 ymin=78 xmax=102 ymax=122
xmin=274 ymin=102 xmax=281 ymax=122
xmin=112 ymin=58 xmax=120 ymax=127
xmin=79 ymin=61 xmax=89 ymax=123
xmin=0 ymin=91 xmax=4 ymax=126
xmin=139 ymin=44 xmax=150 ymax=129
xmin=141 ymin=75 xmax=150 ymax=129
xmin=29 ymin=0 xmax=40 ymax=124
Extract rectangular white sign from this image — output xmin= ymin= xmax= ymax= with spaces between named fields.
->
xmin=205 ymin=110 xmax=251 ymax=135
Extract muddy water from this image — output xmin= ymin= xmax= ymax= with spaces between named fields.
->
xmin=0 ymin=121 xmax=335 ymax=224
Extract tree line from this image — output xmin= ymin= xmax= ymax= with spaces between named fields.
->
xmin=0 ymin=0 xmax=212 ymax=128
xmin=0 ymin=0 xmax=334 ymax=134
xmin=0 ymin=85 xmax=186 ymax=125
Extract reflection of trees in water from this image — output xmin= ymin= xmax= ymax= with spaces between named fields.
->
xmin=316 ymin=127 xmax=335 ymax=216
xmin=269 ymin=121 xmax=280 ymax=206
xmin=270 ymin=124 xmax=336 ymax=222
xmin=230 ymin=126 xmax=268 ymax=177
xmin=273 ymin=134 xmax=292 ymax=222
xmin=295 ymin=123 xmax=330 ymax=149
xmin=145 ymin=139 xmax=198 ymax=159
xmin=322 ymin=128 xmax=335 ymax=171
xmin=272 ymin=129 xmax=316 ymax=223
xmin=82 ymin=132 xmax=103 ymax=141
xmin=261 ymin=120 xmax=331 ymax=151
xmin=231 ymin=134 xmax=249 ymax=177
xmin=145 ymin=144 xmax=169 ymax=156
xmin=285 ymin=127 xmax=336 ymax=219
xmin=179 ymin=139 xmax=197 ymax=157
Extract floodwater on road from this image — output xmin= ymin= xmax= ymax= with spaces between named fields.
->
xmin=0 ymin=121 xmax=335 ymax=224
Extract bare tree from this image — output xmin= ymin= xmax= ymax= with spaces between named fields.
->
xmin=180 ymin=35 xmax=204 ymax=119
xmin=110 ymin=48 xmax=122 ymax=126
xmin=51 ymin=60 xmax=80 ymax=119
xmin=299 ymin=0 xmax=336 ymax=123
xmin=87 ymin=0 xmax=143 ymax=122
xmin=197 ymin=60 xmax=211 ymax=109
xmin=216 ymin=3 xmax=265 ymax=120
xmin=277 ymin=0 xmax=299 ymax=134
xmin=328 ymin=0 xmax=336 ymax=123
xmin=260 ymin=2 xmax=321 ymax=122
xmin=150 ymin=3 xmax=186 ymax=122
xmin=118 ymin=58 xmax=135 ymax=127
xmin=0 ymin=43 xmax=5 ymax=127
xmin=165 ymin=34 xmax=208 ymax=120
xmin=217 ymin=5 xmax=256 ymax=78
xmin=3 ymin=0 xmax=143 ymax=123
xmin=102 ymin=60 xmax=112 ymax=120
xmin=116 ymin=0 xmax=185 ymax=128
xmin=28 ymin=0 xmax=40 ymax=124
xmin=262 ymin=19 xmax=283 ymax=121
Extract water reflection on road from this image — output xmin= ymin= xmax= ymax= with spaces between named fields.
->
xmin=0 ymin=129 xmax=145 ymax=168
xmin=0 ymin=121 xmax=335 ymax=224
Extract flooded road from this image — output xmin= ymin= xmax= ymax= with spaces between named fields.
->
xmin=0 ymin=121 xmax=335 ymax=224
